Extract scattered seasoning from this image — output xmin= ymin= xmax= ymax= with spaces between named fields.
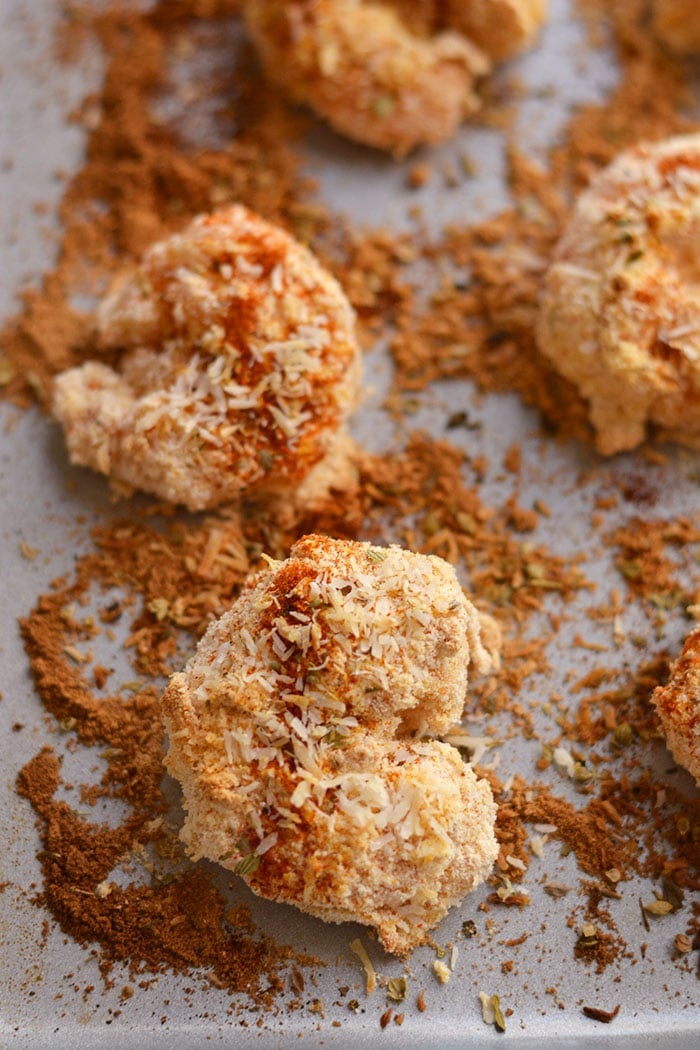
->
xmin=349 ymin=939 xmax=377 ymax=994
xmin=432 ymin=960 xmax=451 ymax=984
xmin=386 ymin=977 xmax=407 ymax=1003
xmin=479 ymin=992 xmax=507 ymax=1032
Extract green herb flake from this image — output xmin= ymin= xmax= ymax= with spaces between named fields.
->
xmin=373 ymin=95 xmax=395 ymax=118
xmin=642 ymin=898 xmax=673 ymax=917
xmin=480 ymin=992 xmax=506 ymax=1032
xmin=324 ymin=727 xmax=350 ymax=748
xmin=617 ymin=558 xmax=642 ymax=581
xmin=233 ymin=853 xmax=260 ymax=877
xmin=386 ymin=977 xmax=407 ymax=1002
xmin=613 ymin=722 xmax=633 ymax=747
xmin=492 ymin=995 xmax=506 ymax=1033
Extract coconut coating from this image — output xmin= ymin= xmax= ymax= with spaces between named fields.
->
xmin=52 ymin=205 xmax=361 ymax=510
xmin=652 ymin=627 xmax=700 ymax=785
xmin=162 ymin=534 xmax=498 ymax=955
xmin=536 ymin=135 xmax=700 ymax=455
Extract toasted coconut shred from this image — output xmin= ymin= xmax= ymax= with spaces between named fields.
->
xmin=2 ymin=0 xmax=700 ymax=1037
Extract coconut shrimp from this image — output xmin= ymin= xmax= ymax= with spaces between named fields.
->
xmin=241 ymin=0 xmax=547 ymax=156
xmin=536 ymin=134 xmax=700 ymax=455
xmin=652 ymin=0 xmax=700 ymax=55
xmin=52 ymin=205 xmax=361 ymax=511
xmin=652 ymin=626 xmax=700 ymax=785
xmin=162 ymin=534 xmax=499 ymax=955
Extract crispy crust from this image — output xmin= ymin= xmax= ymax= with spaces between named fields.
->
xmin=536 ymin=135 xmax=700 ymax=455
xmin=243 ymin=0 xmax=488 ymax=157
xmin=162 ymin=535 xmax=499 ymax=954
xmin=652 ymin=626 xmax=700 ymax=784
xmin=52 ymin=205 xmax=361 ymax=510
xmin=446 ymin=0 xmax=547 ymax=62
xmin=242 ymin=1 xmax=547 ymax=156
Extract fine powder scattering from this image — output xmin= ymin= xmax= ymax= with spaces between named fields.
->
xmin=52 ymin=203 xmax=362 ymax=511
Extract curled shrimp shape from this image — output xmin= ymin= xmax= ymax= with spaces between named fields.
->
xmin=537 ymin=135 xmax=700 ymax=455
xmin=162 ymin=534 xmax=499 ymax=955
xmin=52 ymin=205 xmax=361 ymax=511
xmin=242 ymin=0 xmax=547 ymax=156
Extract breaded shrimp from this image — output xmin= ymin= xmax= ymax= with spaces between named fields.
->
xmin=243 ymin=1 xmax=549 ymax=155
xmin=652 ymin=626 xmax=700 ymax=785
xmin=242 ymin=0 xmax=490 ymax=157
xmin=52 ymin=205 xmax=361 ymax=511
xmin=446 ymin=0 xmax=547 ymax=62
xmin=536 ymin=135 xmax=700 ymax=455
xmin=652 ymin=0 xmax=700 ymax=55
xmin=162 ymin=535 xmax=499 ymax=955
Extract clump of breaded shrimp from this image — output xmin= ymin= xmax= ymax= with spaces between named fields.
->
xmin=52 ymin=205 xmax=361 ymax=511
xmin=652 ymin=626 xmax=700 ymax=785
xmin=536 ymin=135 xmax=700 ymax=455
xmin=242 ymin=0 xmax=547 ymax=156
xmin=162 ymin=534 xmax=499 ymax=955
xmin=652 ymin=0 xmax=700 ymax=54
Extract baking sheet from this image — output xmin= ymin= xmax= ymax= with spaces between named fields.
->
xmin=1 ymin=1 xmax=699 ymax=1046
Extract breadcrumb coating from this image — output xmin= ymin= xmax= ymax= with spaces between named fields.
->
xmin=242 ymin=1 xmax=547 ymax=156
xmin=652 ymin=626 xmax=700 ymax=785
xmin=652 ymin=0 xmax=700 ymax=54
xmin=536 ymin=135 xmax=700 ymax=455
xmin=52 ymin=205 xmax=361 ymax=510
xmin=162 ymin=535 xmax=498 ymax=955
xmin=446 ymin=0 xmax=547 ymax=62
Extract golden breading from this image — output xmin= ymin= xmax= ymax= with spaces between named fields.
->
xmin=162 ymin=535 xmax=499 ymax=955
xmin=652 ymin=0 xmax=700 ymax=54
xmin=536 ymin=135 xmax=700 ymax=455
xmin=242 ymin=1 xmax=547 ymax=157
xmin=652 ymin=626 xmax=700 ymax=785
xmin=52 ymin=205 xmax=361 ymax=510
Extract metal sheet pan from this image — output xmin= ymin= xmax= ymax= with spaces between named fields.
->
xmin=1 ymin=1 xmax=699 ymax=1046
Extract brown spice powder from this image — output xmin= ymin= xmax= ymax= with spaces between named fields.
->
xmin=17 ymin=749 xmax=290 ymax=1004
